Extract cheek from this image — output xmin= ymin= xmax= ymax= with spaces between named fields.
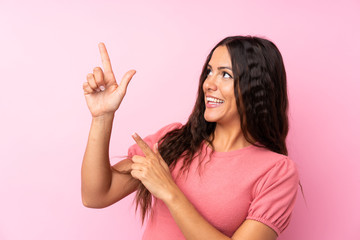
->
xmin=223 ymin=84 xmax=238 ymax=111
xmin=222 ymin=83 xmax=235 ymax=100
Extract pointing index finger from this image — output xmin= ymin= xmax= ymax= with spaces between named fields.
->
xmin=132 ymin=133 xmax=155 ymax=158
xmin=98 ymin=42 xmax=113 ymax=74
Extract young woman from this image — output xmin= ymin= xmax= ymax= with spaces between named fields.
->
xmin=81 ymin=36 xmax=299 ymax=240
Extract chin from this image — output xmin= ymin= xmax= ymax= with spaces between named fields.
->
xmin=204 ymin=113 xmax=220 ymax=123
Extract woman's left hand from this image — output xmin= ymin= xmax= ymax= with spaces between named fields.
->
xmin=130 ymin=133 xmax=178 ymax=201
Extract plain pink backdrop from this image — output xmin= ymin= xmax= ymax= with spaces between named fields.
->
xmin=1 ymin=0 xmax=359 ymax=239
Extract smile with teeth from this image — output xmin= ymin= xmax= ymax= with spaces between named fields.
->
xmin=206 ymin=96 xmax=224 ymax=107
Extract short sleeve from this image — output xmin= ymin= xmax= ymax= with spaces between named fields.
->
xmin=246 ymin=157 xmax=299 ymax=236
xmin=127 ymin=122 xmax=183 ymax=158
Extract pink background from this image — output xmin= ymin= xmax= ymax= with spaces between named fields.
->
xmin=1 ymin=0 xmax=359 ymax=239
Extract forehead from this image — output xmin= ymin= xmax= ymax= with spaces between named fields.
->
xmin=208 ymin=45 xmax=232 ymax=67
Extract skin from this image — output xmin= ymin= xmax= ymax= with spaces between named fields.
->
xmin=81 ymin=43 xmax=278 ymax=239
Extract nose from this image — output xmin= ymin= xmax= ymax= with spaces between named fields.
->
xmin=203 ymin=75 xmax=217 ymax=92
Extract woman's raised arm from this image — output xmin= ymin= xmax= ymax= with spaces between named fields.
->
xmin=81 ymin=43 xmax=138 ymax=208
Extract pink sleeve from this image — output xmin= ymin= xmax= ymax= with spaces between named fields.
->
xmin=246 ymin=157 xmax=299 ymax=236
xmin=127 ymin=122 xmax=183 ymax=158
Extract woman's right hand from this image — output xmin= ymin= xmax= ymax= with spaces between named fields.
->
xmin=83 ymin=42 xmax=136 ymax=118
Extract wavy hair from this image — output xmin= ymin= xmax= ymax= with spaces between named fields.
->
xmin=134 ymin=35 xmax=289 ymax=223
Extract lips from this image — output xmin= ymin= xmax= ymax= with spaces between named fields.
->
xmin=206 ymin=96 xmax=224 ymax=108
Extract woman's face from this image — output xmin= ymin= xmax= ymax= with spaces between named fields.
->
xmin=203 ymin=45 xmax=240 ymax=125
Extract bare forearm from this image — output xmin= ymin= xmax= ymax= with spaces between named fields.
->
xmin=81 ymin=113 xmax=115 ymax=204
xmin=164 ymin=186 xmax=231 ymax=240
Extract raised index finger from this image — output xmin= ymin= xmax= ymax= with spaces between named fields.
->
xmin=98 ymin=42 xmax=113 ymax=74
xmin=132 ymin=133 xmax=155 ymax=158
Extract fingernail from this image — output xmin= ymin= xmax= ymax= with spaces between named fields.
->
xmin=95 ymin=88 xmax=100 ymax=92
xmin=155 ymin=143 xmax=158 ymax=149
xmin=132 ymin=132 xmax=138 ymax=137
xmin=99 ymin=86 xmax=105 ymax=91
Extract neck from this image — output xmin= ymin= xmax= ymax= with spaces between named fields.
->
xmin=211 ymin=122 xmax=251 ymax=152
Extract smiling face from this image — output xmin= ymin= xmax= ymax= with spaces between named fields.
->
xmin=203 ymin=45 xmax=240 ymax=126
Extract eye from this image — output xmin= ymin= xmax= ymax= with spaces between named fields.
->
xmin=223 ymin=71 xmax=233 ymax=79
xmin=206 ymin=68 xmax=213 ymax=76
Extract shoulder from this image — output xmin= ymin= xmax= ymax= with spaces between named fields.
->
xmin=156 ymin=122 xmax=183 ymax=136
xmin=252 ymin=152 xmax=299 ymax=197
xmin=267 ymin=156 xmax=299 ymax=184
xmin=250 ymin=147 xmax=298 ymax=175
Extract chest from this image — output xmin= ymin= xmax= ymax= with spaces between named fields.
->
xmin=170 ymin=156 xmax=258 ymax=234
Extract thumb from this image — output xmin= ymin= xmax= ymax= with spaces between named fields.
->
xmin=153 ymin=143 xmax=168 ymax=168
xmin=115 ymin=69 xmax=136 ymax=95
xmin=153 ymin=143 xmax=168 ymax=169
xmin=153 ymin=143 xmax=160 ymax=156
xmin=153 ymin=143 xmax=164 ymax=161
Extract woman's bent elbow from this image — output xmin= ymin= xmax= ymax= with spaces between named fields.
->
xmin=81 ymin=194 xmax=108 ymax=209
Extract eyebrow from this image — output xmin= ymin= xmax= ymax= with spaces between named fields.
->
xmin=207 ymin=64 xmax=233 ymax=71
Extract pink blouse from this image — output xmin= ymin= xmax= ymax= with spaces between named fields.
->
xmin=127 ymin=122 xmax=299 ymax=239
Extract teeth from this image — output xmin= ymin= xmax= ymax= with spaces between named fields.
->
xmin=206 ymin=97 xmax=224 ymax=103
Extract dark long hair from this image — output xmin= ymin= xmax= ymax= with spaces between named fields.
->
xmin=134 ymin=35 xmax=289 ymax=223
